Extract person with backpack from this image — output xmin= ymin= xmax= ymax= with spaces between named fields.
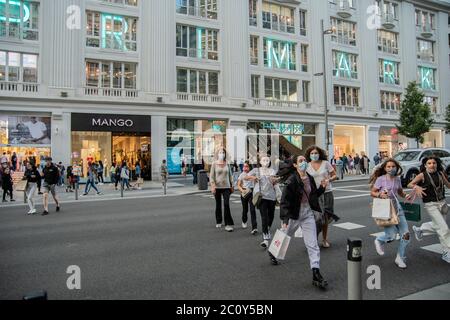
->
xmin=408 ymin=156 xmax=450 ymax=264
xmin=269 ymin=155 xmax=329 ymax=289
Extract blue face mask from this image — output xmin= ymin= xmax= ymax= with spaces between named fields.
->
xmin=388 ymin=168 xmax=397 ymax=176
xmin=310 ymin=154 xmax=320 ymax=161
xmin=298 ymin=162 xmax=308 ymax=171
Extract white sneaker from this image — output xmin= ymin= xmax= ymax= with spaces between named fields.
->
xmin=216 ymin=224 xmax=222 ymax=229
xmin=395 ymin=255 xmax=407 ymax=269
xmin=251 ymin=229 xmax=258 ymax=235
xmin=374 ymin=239 xmax=385 ymax=256
xmin=242 ymin=222 xmax=248 ymax=229
xmin=412 ymin=226 xmax=424 ymax=242
xmin=442 ymin=251 xmax=450 ymax=264
xmin=30 ymin=209 xmax=36 ymax=215
xmin=260 ymin=240 xmax=269 ymax=248
xmin=27 ymin=210 xmax=32 ymax=215
xmin=225 ymin=226 xmax=234 ymax=232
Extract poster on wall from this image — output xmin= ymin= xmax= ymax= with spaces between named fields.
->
xmin=3 ymin=116 xmax=51 ymax=145
xmin=167 ymin=147 xmax=182 ymax=175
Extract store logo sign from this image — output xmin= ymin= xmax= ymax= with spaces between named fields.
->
xmin=92 ymin=118 xmax=134 ymax=128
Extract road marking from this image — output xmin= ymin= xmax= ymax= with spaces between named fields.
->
xmin=334 ymin=194 xmax=371 ymax=200
xmin=334 ymin=184 xmax=370 ymax=189
xmin=232 ymin=201 xmax=241 ymax=204
xmin=333 ymin=222 xmax=366 ymax=230
xmin=421 ymin=244 xmax=444 ymax=255
xmin=333 ymin=189 xmax=371 ymax=194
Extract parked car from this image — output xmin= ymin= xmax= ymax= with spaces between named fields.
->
xmin=390 ymin=148 xmax=450 ymax=186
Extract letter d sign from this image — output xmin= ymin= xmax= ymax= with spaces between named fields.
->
xmin=66 ymin=265 xmax=81 ymax=290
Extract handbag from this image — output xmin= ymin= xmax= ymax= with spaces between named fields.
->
xmin=241 ymin=188 xmax=252 ymax=200
xmin=268 ymin=229 xmax=291 ymax=260
xmin=375 ymin=201 xmax=399 ymax=227
xmin=426 ymin=171 xmax=449 ymax=215
xmin=252 ymin=168 xmax=263 ymax=209
xmin=373 ymin=176 xmax=400 ymax=227
xmin=400 ymin=193 xmax=422 ymax=222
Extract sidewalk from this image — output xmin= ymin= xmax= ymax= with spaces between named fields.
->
xmin=399 ymin=283 xmax=450 ymax=300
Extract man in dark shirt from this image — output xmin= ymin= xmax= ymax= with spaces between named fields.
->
xmin=41 ymin=157 xmax=60 ymax=216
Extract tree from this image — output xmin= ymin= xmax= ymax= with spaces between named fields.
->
xmin=445 ymin=104 xmax=450 ymax=134
xmin=396 ymin=82 xmax=434 ymax=148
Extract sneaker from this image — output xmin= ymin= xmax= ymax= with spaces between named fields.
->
xmin=27 ymin=209 xmax=33 ymax=215
xmin=242 ymin=222 xmax=248 ymax=229
xmin=395 ymin=255 xmax=407 ymax=269
xmin=374 ymin=239 xmax=385 ymax=256
xmin=312 ymin=268 xmax=328 ymax=290
xmin=412 ymin=226 xmax=424 ymax=242
xmin=42 ymin=211 xmax=49 ymax=216
xmin=56 ymin=206 xmax=60 ymax=212
xmin=216 ymin=224 xmax=222 ymax=229
xmin=268 ymin=252 xmax=279 ymax=265
xmin=82 ymin=193 xmax=88 ymax=196
xmin=251 ymin=229 xmax=258 ymax=236
xmin=225 ymin=226 xmax=234 ymax=232
xmin=97 ymin=192 xmax=103 ymax=195
xmin=2 ymin=199 xmax=7 ymax=203
xmin=442 ymin=251 xmax=450 ymax=264
xmin=30 ymin=209 xmax=37 ymax=215
xmin=260 ymin=240 xmax=269 ymax=249
xmin=10 ymin=199 xmax=15 ymax=202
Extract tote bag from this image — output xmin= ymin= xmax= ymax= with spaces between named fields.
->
xmin=268 ymin=229 xmax=291 ymax=260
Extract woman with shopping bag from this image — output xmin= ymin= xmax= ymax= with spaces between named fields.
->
xmin=370 ymin=159 xmax=410 ymax=269
xmin=407 ymin=156 xmax=450 ymax=264
xmin=269 ymin=155 xmax=329 ymax=290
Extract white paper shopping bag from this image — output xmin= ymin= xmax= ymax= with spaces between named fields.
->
xmin=268 ymin=229 xmax=291 ymax=260
xmin=372 ymin=198 xmax=392 ymax=220
xmin=294 ymin=227 xmax=303 ymax=238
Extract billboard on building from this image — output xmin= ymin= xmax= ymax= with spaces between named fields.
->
xmin=2 ymin=116 xmax=52 ymax=145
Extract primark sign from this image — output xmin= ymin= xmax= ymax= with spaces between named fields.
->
xmin=71 ymin=113 xmax=151 ymax=133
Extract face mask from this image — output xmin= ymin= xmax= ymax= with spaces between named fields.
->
xmin=388 ymin=168 xmax=397 ymax=176
xmin=298 ymin=162 xmax=308 ymax=172
xmin=218 ymin=153 xmax=225 ymax=161
xmin=310 ymin=154 xmax=320 ymax=161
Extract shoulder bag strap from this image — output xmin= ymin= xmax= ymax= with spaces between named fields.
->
xmin=426 ymin=171 xmax=441 ymax=202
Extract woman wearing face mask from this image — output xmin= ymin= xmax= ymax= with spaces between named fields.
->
xmin=210 ymin=148 xmax=235 ymax=232
xmin=305 ymin=146 xmax=339 ymax=248
xmin=237 ymin=161 xmax=258 ymax=235
xmin=270 ymin=155 xmax=329 ymax=289
xmin=370 ymin=159 xmax=410 ymax=269
xmin=408 ymin=157 xmax=450 ymax=264
xmin=246 ymin=155 xmax=279 ymax=248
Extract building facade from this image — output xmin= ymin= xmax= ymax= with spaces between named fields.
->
xmin=0 ymin=0 xmax=449 ymax=179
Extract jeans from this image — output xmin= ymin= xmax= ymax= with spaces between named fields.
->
xmin=284 ymin=206 xmax=321 ymax=269
xmin=26 ymin=182 xmax=37 ymax=210
xmin=241 ymin=192 xmax=257 ymax=230
xmin=419 ymin=201 xmax=450 ymax=250
xmin=122 ymin=179 xmax=131 ymax=189
xmin=260 ymin=199 xmax=276 ymax=240
xmin=84 ymin=179 xmax=99 ymax=194
xmin=214 ymin=188 xmax=234 ymax=226
xmin=110 ymin=173 xmax=115 ymax=184
xmin=376 ymin=210 xmax=410 ymax=260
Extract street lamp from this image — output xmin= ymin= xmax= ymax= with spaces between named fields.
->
xmin=315 ymin=19 xmax=335 ymax=156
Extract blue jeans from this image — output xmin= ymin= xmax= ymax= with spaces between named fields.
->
xmin=121 ymin=179 xmax=131 ymax=189
xmin=376 ymin=206 xmax=410 ymax=260
xmin=84 ymin=179 xmax=99 ymax=194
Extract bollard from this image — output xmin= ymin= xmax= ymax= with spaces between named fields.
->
xmin=347 ymin=237 xmax=363 ymax=300
xmin=164 ymin=179 xmax=167 ymax=195
xmin=75 ymin=182 xmax=79 ymax=200
xmin=121 ymin=179 xmax=124 ymax=198
xmin=24 ymin=191 xmax=27 ymax=204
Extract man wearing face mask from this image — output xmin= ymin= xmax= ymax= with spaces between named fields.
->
xmin=272 ymin=155 xmax=329 ymax=289
xmin=210 ymin=148 xmax=235 ymax=232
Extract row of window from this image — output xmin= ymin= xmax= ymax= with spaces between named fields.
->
xmin=250 ymin=75 xmax=310 ymax=103
xmin=0 ymin=50 xmax=38 ymax=83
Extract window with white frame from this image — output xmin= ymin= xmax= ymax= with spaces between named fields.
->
xmin=177 ymin=68 xmax=219 ymax=95
xmin=380 ymin=91 xmax=401 ymax=111
xmin=176 ymin=24 xmax=219 ymax=60
xmin=302 ymin=81 xmax=310 ymax=102
xmin=417 ymin=66 xmax=436 ymax=90
xmin=330 ymin=17 xmax=356 ymax=46
xmin=263 ymin=38 xmax=296 ymax=71
xmin=377 ymin=30 xmax=399 ymax=54
xmin=375 ymin=0 xmax=399 ymax=20
xmin=86 ymin=11 xmax=137 ymax=51
xmin=423 ymin=96 xmax=438 ymax=113
xmin=102 ymin=0 xmax=138 ymax=6
xmin=262 ymin=2 xmax=295 ymax=34
xmin=85 ymin=60 xmax=137 ymax=89
xmin=331 ymin=0 xmax=355 ymax=9
xmin=249 ymin=0 xmax=257 ymax=27
xmin=333 ymin=85 xmax=359 ymax=107
xmin=300 ymin=44 xmax=308 ymax=72
xmin=176 ymin=0 xmax=218 ymax=20
xmin=417 ymin=39 xmax=434 ymax=62
xmin=251 ymin=75 xmax=259 ymax=98
xmin=333 ymin=51 xmax=358 ymax=79
xmin=249 ymin=35 xmax=258 ymax=65
xmin=379 ymin=59 xmax=400 ymax=85
xmin=264 ymin=77 xmax=298 ymax=101
xmin=0 ymin=51 xmax=38 ymax=83
xmin=415 ymin=9 xmax=436 ymax=30
xmin=299 ymin=10 xmax=307 ymax=36
xmin=0 ymin=0 xmax=39 ymax=40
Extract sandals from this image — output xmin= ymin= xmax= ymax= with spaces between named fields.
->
xmin=321 ymin=240 xmax=331 ymax=248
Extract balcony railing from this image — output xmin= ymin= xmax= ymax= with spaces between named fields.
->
xmin=253 ymin=98 xmax=310 ymax=109
xmin=335 ymin=105 xmax=363 ymax=113
xmin=176 ymin=5 xmax=218 ymax=20
xmin=84 ymin=87 xmax=138 ymax=98
xmin=177 ymin=93 xmax=222 ymax=103
xmin=0 ymin=82 xmax=39 ymax=94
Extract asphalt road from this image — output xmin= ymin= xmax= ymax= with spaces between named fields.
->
xmin=0 ymin=180 xmax=449 ymax=300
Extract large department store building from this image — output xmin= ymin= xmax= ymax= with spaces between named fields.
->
xmin=0 ymin=0 xmax=449 ymax=180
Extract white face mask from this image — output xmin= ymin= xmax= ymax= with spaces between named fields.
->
xmin=218 ymin=153 xmax=226 ymax=161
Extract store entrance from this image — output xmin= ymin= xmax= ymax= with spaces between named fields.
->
xmin=112 ymin=134 xmax=151 ymax=180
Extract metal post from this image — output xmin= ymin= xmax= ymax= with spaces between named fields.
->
xmin=24 ymin=191 xmax=27 ymax=204
xmin=75 ymin=181 xmax=79 ymax=200
xmin=347 ymin=238 xmax=363 ymax=300
xmin=121 ymin=179 xmax=124 ymax=198
xmin=321 ymin=19 xmax=329 ymax=154
xmin=164 ymin=178 xmax=167 ymax=195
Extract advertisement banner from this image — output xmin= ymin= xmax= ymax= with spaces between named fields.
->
xmin=0 ymin=115 xmax=51 ymax=146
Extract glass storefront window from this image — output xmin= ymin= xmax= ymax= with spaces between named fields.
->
xmin=333 ymin=125 xmax=366 ymax=158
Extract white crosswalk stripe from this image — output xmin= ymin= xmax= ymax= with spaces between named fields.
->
xmin=333 ymin=222 xmax=366 ymax=230
xmin=421 ymin=244 xmax=444 ymax=255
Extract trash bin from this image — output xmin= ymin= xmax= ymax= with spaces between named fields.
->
xmin=198 ymin=170 xmax=208 ymax=191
